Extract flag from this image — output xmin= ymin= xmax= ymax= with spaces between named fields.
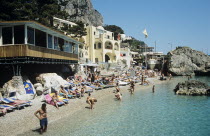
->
xmin=142 ymin=29 xmax=148 ymax=38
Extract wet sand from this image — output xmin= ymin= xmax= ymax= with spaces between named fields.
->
xmin=0 ymin=77 xmax=165 ymax=136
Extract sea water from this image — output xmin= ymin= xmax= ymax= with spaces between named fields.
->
xmin=22 ymin=76 xmax=210 ymax=136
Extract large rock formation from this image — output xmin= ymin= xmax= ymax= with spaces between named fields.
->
xmin=2 ymin=76 xmax=36 ymax=100
xmin=61 ymin=0 xmax=103 ymax=26
xmin=167 ymin=47 xmax=210 ymax=76
xmin=174 ymin=80 xmax=210 ymax=95
xmin=35 ymin=73 xmax=69 ymax=94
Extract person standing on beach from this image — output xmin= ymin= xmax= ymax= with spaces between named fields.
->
xmin=130 ymin=80 xmax=135 ymax=94
xmin=86 ymin=93 xmax=97 ymax=109
xmin=115 ymin=87 xmax=122 ymax=100
xmin=34 ymin=103 xmax=48 ymax=134
xmin=152 ymin=85 xmax=155 ymax=93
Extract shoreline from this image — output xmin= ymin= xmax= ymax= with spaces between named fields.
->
xmin=0 ymin=77 xmax=166 ymax=136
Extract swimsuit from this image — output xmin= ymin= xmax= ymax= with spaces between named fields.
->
xmin=40 ymin=118 xmax=48 ymax=128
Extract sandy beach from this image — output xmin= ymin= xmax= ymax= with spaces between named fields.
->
xmin=0 ymin=77 xmax=164 ymax=136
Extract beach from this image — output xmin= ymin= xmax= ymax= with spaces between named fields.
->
xmin=0 ymin=77 xmax=163 ymax=136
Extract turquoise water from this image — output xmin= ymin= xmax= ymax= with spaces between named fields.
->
xmin=23 ymin=76 xmax=210 ymax=136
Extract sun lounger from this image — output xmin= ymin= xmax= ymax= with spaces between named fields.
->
xmin=59 ymin=93 xmax=75 ymax=99
xmin=44 ymin=94 xmax=65 ymax=106
xmin=9 ymin=98 xmax=32 ymax=106
xmin=85 ymin=90 xmax=93 ymax=93
xmin=0 ymin=104 xmax=15 ymax=111
xmin=88 ymin=85 xmax=102 ymax=90
xmin=49 ymin=93 xmax=69 ymax=104
xmin=0 ymin=98 xmax=25 ymax=110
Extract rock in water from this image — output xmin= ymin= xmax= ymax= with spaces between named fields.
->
xmin=167 ymin=47 xmax=210 ymax=76
xmin=174 ymin=80 xmax=210 ymax=96
xmin=61 ymin=0 xmax=103 ymax=26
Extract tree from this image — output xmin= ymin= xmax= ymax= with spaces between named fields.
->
xmin=61 ymin=21 xmax=87 ymax=38
xmin=0 ymin=0 xmax=69 ymax=27
xmin=123 ymin=38 xmax=145 ymax=51
xmin=103 ymin=25 xmax=124 ymax=40
xmin=0 ymin=0 xmax=38 ymax=21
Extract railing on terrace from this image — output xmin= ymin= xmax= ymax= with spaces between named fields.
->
xmin=0 ymin=44 xmax=78 ymax=61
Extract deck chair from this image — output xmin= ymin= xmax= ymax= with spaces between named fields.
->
xmin=0 ymin=98 xmax=25 ymax=110
xmin=44 ymin=94 xmax=65 ymax=106
xmin=87 ymin=85 xmax=102 ymax=90
xmin=50 ymin=93 xmax=69 ymax=104
xmin=9 ymin=98 xmax=32 ymax=106
xmin=0 ymin=104 xmax=15 ymax=111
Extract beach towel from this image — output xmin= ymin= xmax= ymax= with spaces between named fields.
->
xmin=44 ymin=94 xmax=54 ymax=105
xmin=24 ymin=82 xmax=35 ymax=94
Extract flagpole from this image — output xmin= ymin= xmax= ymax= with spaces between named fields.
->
xmin=142 ymin=29 xmax=148 ymax=70
xmin=145 ymin=40 xmax=147 ymax=69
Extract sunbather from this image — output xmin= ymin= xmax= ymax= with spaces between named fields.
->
xmin=59 ymin=86 xmax=68 ymax=98
xmin=34 ymin=103 xmax=48 ymax=134
xmin=51 ymin=92 xmax=60 ymax=109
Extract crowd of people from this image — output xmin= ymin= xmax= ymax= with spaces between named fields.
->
xmin=34 ymin=67 xmax=172 ymax=134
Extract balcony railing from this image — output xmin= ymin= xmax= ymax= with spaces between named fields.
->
xmin=0 ymin=44 xmax=78 ymax=61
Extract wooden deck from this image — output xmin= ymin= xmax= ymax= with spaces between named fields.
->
xmin=0 ymin=45 xmax=78 ymax=61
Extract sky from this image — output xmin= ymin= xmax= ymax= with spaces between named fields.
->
xmin=92 ymin=0 xmax=210 ymax=54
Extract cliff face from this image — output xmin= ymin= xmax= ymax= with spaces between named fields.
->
xmin=62 ymin=0 xmax=103 ymax=26
xmin=167 ymin=47 xmax=210 ymax=76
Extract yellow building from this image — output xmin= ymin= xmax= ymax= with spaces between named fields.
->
xmin=86 ymin=26 xmax=120 ymax=64
xmin=53 ymin=17 xmax=121 ymax=65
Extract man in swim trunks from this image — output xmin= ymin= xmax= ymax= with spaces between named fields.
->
xmin=34 ymin=103 xmax=48 ymax=134
xmin=130 ymin=80 xmax=135 ymax=94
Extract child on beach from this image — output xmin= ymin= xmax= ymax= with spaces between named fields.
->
xmin=34 ymin=103 xmax=48 ymax=134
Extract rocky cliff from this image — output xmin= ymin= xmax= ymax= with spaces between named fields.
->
xmin=61 ymin=0 xmax=103 ymax=26
xmin=167 ymin=47 xmax=210 ymax=76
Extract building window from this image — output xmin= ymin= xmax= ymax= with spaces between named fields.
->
xmin=58 ymin=38 xmax=64 ymax=51
xmin=94 ymin=32 xmax=95 ymax=35
xmin=54 ymin=37 xmax=59 ymax=50
xmin=95 ymin=58 xmax=98 ymax=63
xmin=79 ymin=45 xmax=83 ymax=49
xmin=48 ymin=34 xmax=53 ymax=49
xmin=94 ymin=44 xmax=96 ymax=49
xmin=64 ymin=41 xmax=70 ymax=52
xmin=69 ymin=42 xmax=73 ymax=53
xmin=14 ymin=25 xmax=24 ymax=44
xmin=35 ymin=29 xmax=46 ymax=48
xmin=98 ymin=43 xmax=101 ymax=49
xmin=123 ymin=54 xmax=126 ymax=56
xmin=27 ymin=27 xmax=34 ymax=45
xmin=2 ymin=27 xmax=12 ymax=44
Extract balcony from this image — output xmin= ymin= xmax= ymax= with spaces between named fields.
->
xmin=0 ymin=45 xmax=78 ymax=64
